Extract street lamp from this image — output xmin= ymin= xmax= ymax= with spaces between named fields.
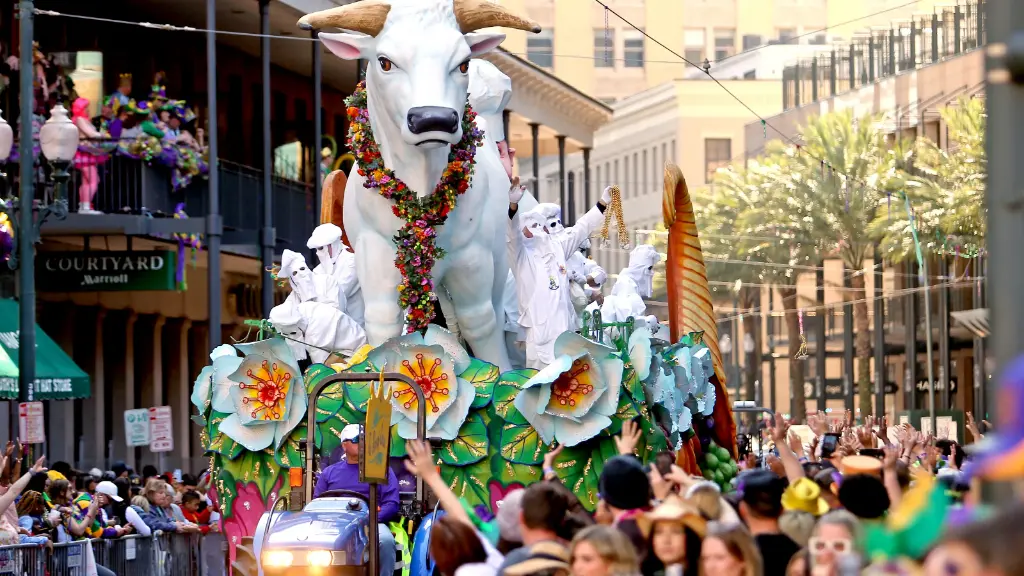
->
xmin=3 ymin=103 xmax=78 ymax=270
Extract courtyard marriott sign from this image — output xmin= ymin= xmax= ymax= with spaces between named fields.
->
xmin=37 ymin=251 xmax=177 ymax=292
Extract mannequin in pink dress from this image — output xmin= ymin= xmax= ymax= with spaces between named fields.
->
xmin=71 ymin=97 xmax=107 ymax=214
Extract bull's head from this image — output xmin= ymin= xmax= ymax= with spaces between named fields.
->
xmin=299 ymin=0 xmax=539 ymax=149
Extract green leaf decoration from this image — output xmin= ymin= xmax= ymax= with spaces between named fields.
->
xmin=208 ymin=434 xmax=246 ymax=460
xmin=621 ymin=364 xmax=645 ymax=405
xmin=488 ymin=456 xmax=543 ymax=488
xmin=440 ymin=458 xmax=492 ymax=511
xmin=191 ymin=414 xmax=207 ymax=428
xmin=499 ymin=421 xmax=546 ymax=465
xmin=603 ymin=393 xmax=641 ymax=438
xmin=220 ymin=450 xmax=285 ymax=503
xmin=213 ymin=464 xmax=237 ymax=519
xmin=275 ymin=425 xmax=309 ymax=468
xmin=439 ymin=411 xmax=489 ymax=466
xmin=304 ymin=363 xmax=336 ymax=394
xmin=461 ymin=358 xmax=499 ymax=409
xmin=206 ymin=410 xmax=230 ymax=442
xmin=315 ymin=378 xmax=348 ymax=423
xmin=342 ymin=357 xmax=377 ymax=374
xmin=554 ymin=436 xmax=618 ymax=512
xmin=390 ymin=431 xmax=407 ymax=458
xmin=490 ymin=369 xmax=536 ymax=425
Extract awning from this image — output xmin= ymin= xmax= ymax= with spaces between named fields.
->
xmin=0 ymin=299 xmax=90 ymax=400
xmin=951 ymin=308 xmax=990 ymax=339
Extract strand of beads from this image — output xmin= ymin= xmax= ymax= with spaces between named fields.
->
xmin=599 ymin=185 xmax=630 ymax=249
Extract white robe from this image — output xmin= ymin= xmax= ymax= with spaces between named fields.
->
xmin=502 ymin=270 xmax=527 ymax=369
xmin=508 ymin=205 xmax=605 ymax=368
xmin=313 ymin=250 xmax=365 ymax=326
xmin=297 ymin=300 xmax=367 ymax=363
xmin=285 ymin=273 xmax=343 ymax=310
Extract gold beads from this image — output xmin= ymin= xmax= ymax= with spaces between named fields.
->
xmin=599 ymin=185 xmax=630 ymax=249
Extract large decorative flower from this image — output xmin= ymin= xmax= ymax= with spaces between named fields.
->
xmin=368 ymin=326 xmax=476 ymax=440
xmin=666 ymin=343 xmax=716 ymax=415
xmin=217 ymin=338 xmax=307 ymax=451
xmin=191 ymin=344 xmax=242 ymax=413
xmin=514 ymin=333 xmax=623 ymax=447
xmin=626 ymin=327 xmax=653 ymax=382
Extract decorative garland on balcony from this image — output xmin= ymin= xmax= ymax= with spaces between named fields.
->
xmin=345 ymin=81 xmax=483 ymax=333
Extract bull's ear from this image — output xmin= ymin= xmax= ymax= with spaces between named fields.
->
xmin=464 ymin=32 xmax=506 ymax=57
xmin=319 ymin=32 xmax=373 ymax=60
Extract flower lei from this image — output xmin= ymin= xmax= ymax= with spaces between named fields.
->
xmin=345 ymin=81 xmax=483 ymax=332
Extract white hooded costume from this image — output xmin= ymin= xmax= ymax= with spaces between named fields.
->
xmin=306 ymin=223 xmax=365 ymax=325
xmin=502 ymin=270 xmax=527 ymax=369
xmin=508 ymin=193 xmax=609 ymax=368
xmin=271 ymin=250 xmax=367 ymax=364
xmin=593 ymin=244 xmax=662 ymax=334
xmin=535 ymin=203 xmax=608 ymax=324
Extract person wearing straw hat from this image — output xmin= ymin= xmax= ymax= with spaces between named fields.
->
xmin=637 ymin=494 xmax=706 ymax=576
xmin=781 ymin=478 xmax=830 ymax=517
xmin=321 ymin=147 xmax=335 ymax=180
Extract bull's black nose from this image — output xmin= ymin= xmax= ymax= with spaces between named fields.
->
xmin=406 ymin=106 xmax=459 ymax=135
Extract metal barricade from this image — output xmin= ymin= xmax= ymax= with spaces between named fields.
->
xmin=94 ymin=534 xmax=156 ymax=576
xmin=155 ymin=532 xmax=202 ymax=576
xmin=48 ymin=541 xmax=90 ymax=576
xmin=0 ymin=543 xmax=46 ymax=575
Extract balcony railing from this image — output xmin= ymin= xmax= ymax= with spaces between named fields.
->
xmin=2 ymin=149 xmax=315 ymax=255
xmin=782 ymin=0 xmax=986 ymax=110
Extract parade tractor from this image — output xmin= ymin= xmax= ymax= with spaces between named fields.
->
xmin=240 ymin=371 xmax=430 ymax=576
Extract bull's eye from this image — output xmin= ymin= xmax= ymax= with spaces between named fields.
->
xmin=378 ymin=57 xmax=393 ymax=72
xmin=458 ymin=60 xmax=470 ymax=74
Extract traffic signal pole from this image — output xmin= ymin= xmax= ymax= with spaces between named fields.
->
xmin=985 ymin=0 xmax=1023 ymax=499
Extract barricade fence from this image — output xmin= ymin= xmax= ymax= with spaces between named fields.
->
xmin=0 ymin=533 xmax=227 ymax=576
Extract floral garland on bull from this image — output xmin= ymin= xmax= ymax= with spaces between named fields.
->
xmin=192 ymin=318 xmax=738 ymax=562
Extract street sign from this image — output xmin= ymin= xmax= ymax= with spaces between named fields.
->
xmin=148 ymin=406 xmax=174 ymax=453
xmin=18 ymin=402 xmax=44 ymax=444
xmin=360 ymin=378 xmax=393 ymax=484
xmin=124 ymin=409 xmax=151 ymax=447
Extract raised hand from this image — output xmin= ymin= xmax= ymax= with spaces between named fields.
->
xmin=403 ymin=440 xmax=439 ymax=480
xmin=542 ymin=442 xmax=564 ymax=471
xmin=30 ymin=457 xmax=46 ymax=474
xmin=787 ymin=431 xmax=804 ymax=457
xmin=600 ymin=186 xmax=613 ymax=205
xmin=768 ymin=412 xmax=790 ymax=445
xmin=509 ymin=176 xmax=524 ymax=205
xmin=882 ymin=446 xmax=899 ymax=472
xmin=615 ymin=420 xmax=643 ymax=456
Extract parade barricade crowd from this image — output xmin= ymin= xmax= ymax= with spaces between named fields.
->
xmin=0 ymin=446 xmax=224 ymax=576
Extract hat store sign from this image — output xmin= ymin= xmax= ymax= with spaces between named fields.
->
xmin=37 ymin=251 xmax=177 ymax=292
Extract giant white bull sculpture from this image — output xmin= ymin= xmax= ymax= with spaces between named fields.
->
xmin=299 ymin=0 xmax=540 ymax=371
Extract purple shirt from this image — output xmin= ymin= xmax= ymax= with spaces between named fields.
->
xmin=313 ymin=459 xmax=401 ymax=523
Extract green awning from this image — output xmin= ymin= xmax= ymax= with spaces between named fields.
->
xmin=0 ymin=299 xmax=90 ymax=400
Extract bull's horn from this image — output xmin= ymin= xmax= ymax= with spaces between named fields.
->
xmin=453 ymin=0 xmax=541 ymax=34
xmin=297 ymin=0 xmax=391 ymax=36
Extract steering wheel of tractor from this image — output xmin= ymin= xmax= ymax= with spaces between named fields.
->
xmin=316 ymin=489 xmax=371 ymax=505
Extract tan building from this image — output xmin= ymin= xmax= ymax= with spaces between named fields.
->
xmin=496 ymin=0 xmax=942 ymax=104
xmin=732 ymin=0 xmax=986 ymax=422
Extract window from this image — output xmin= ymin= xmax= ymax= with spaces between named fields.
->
xmin=614 ymin=159 xmax=619 ymax=187
xmin=642 ymin=149 xmax=648 ymax=194
xmin=605 ymin=162 xmax=611 ymax=189
xmin=623 ymin=155 xmax=630 ymax=198
xmin=742 ymin=34 xmax=763 ymax=51
xmin=714 ymin=29 xmax=736 ymax=61
xmin=684 ymin=29 xmax=705 ymax=65
xmin=704 ymin=138 xmax=732 ymax=183
xmin=623 ymin=30 xmax=645 ymax=68
xmin=594 ymin=29 xmax=614 ymax=67
xmin=670 ymin=140 xmax=676 ymax=164
xmin=596 ymin=166 xmax=602 ymax=192
xmin=527 ymin=29 xmax=554 ymax=68
xmin=626 ymin=151 xmax=634 ymax=195
xmin=778 ymin=28 xmax=797 ymax=43
xmin=810 ymin=34 xmax=827 ymax=45
xmin=661 ymin=143 xmax=667 ymax=169
xmin=743 ymin=70 xmax=756 ymax=79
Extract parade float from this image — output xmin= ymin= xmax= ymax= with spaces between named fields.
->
xmin=190 ymin=0 xmax=738 ymax=571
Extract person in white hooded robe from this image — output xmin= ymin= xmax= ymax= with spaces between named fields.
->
xmin=592 ymin=244 xmax=662 ymax=335
xmin=270 ymin=250 xmax=367 ymax=363
xmin=534 ymin=203 xmax=608 ymax=325
xmin=508 ymin=186 xmax=613 ymax=368
xmin=306 ymin=223 xmax=365 ymax=325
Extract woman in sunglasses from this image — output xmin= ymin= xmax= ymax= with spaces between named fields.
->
xmin=807 ymin=510 xmax=863 ymax=576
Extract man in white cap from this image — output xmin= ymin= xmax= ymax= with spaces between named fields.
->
xmin=306 ymin=223 xmax=365 ymax=325
xmin=273 ymin=250 xmax=366 ymax=362
xmin=508 ymin=185 xmax=614 ymax=368
xmin=598 ymin=244 xmax=662 ymax=332
xmin=314 ymin=424 xmax=398 ymax=576
xmin=534 ymin=203 xmax=608 ymax=325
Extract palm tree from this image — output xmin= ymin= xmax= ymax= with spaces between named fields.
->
xmin=869 ymin=96 xmax=986 ymax=262
xmin=754 ymin=111 xmax=909 ymax=417
xmin=726 ymin=151 xmax=824 ymax=422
